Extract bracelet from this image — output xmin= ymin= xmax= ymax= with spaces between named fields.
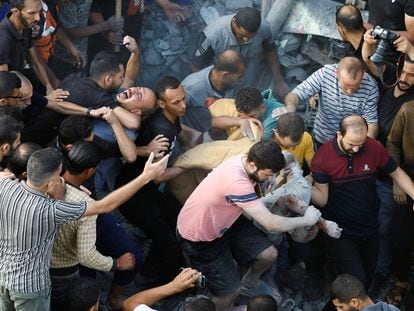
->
xmin=86 ymin=107 xmax=92 ymax=117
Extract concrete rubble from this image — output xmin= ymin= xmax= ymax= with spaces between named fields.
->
xmin=95 ymin=1 xmax=386 ymax=310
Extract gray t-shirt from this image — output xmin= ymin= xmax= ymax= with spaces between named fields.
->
xmin=53 ymin=0 xmax=92 ymax=64
xmin=181 ymin=65 xmax=224 ymax=132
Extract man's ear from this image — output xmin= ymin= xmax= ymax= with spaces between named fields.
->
xmin=11 ymin=7 xmax=20 ymax=16
xmin=103 ymin=74 xmax=112 ymax=86
xmin=157 ymin=99 xmax=165 ymax=109
xmin=0 ymin=143 xmax=10 ymax=156
xmin=246 ymin=161 xmax=257 ymax=174
xmin=0 ymin=98 xmax=9 ymax=105
xmin=349 ymin=298 xmax=360 ymax=307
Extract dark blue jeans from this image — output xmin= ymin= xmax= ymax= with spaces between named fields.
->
xmin=79 ymin=213 xmax=142 ymax=286
xmin=375 ymin=179 xmax=395 ymax=275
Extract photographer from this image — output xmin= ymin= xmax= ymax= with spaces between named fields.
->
xmin=361 ymin=30 xmax=414 ymax=301
xmin=123 ymin=268 xmax=215 ymax=311
xmin=362 ymin=29 xmax=414 ymax=81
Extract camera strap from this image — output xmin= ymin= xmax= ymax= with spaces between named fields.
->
xmin=375 ymin=54 xmax=403 ymax=89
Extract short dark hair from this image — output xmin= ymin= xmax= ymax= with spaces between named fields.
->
xmin=330 ymin=274 xmax=368 ymax=303
xmin=339 ymin=114 xmax=368 ymax=136
xmin=213 ymin=50 xmax=246 ymax=73
xmin=0 ymin=72 xmax=21 ymax=99
xmin=7 ymin=142 xmax=42 ymax=178
xmin=0 ymin=115 xmax=24 ymax=146
xmin=247 ymin=141 xmax=285 ymax=173
xmin=155 ymin=76 xmax=181 ymax=100
xmin=66 ymin=277 xmax=100 ymax=311
xmin=235 ymin=87 xmax=263 ymax=114
xmin=27 ymin=148 xmax=63 ymax=186
xmin=0 ymin=105 xmax=23 ymax=121
xmin=58 ymin=116 xmax=93 ymax=147
xmin=67 ymin=141 xmax=103 ymax=175
xmin=247 ymin=295 xmax=278 ymax=311
xmin=89 ymin=50 xmax=123 ymax=79
xmin=234 ymin=7 xmax=261 ymax=33
xmin=185 ymin=297 xmax=216 ymax=311
xmin=10 ymin=0 xmax=25 ymax=10
xmin=276 ymin=113 xmax=305 ymax=143
xmin=336 ymin=4 xmax=364 ymax=32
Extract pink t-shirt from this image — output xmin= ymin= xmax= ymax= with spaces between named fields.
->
xmin=177 ymin=155 xmax=261 ymax=242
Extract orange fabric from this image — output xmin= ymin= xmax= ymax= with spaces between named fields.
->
xmin=35 ymin=3 xmax=58 ymax=62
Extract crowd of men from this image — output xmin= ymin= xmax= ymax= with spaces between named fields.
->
xmin=0 ymin=0 xmax=414 ymax=311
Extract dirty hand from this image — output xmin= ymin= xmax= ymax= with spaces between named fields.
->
xmin=147 ymin=135 xmax=170 ymax=158
xmin=240 ymin=118 xmax=256 ymax=141
xmin=88 ymin=106 xmax=108 ymax=118
xmin=123 ymin=35 xmax=139 ymax=54
xmin=142 ymin=152 xmax=169 ymax=181
xmin=69 ymin=46 xmax=86 ymax=69
xmin=116 ymin=252 xmax=135 ymax=270
xmin=104 ymin=15 xmax=124 ymax=32
xmin=303 ymin=205 xmax=321 ymax=226
xmin=46 ymin=177 xmax=66 ymax=200
xmin=101 ymin=108 xmax=120 ymax=125
xmin=394 ymin=35 xmax=414 ymax=59
xmin=309 ymin=95 xmax=319 ymax=109
xmin=363 ymin=29 xmax=378 ymax=47
xmin=320 ymin=219 xmax=342 ymax=239
xmin=393 ymin=181 xmax=408 ymax=205
xmin=171 ymin=268 xmax=201 ymax=291
xmin=46 ymin=89 xmax=69 ymax=102
xmin=106 ymin=30 xmax=124 ymax=45
xmin=0 ymin=170 xmax=15 ymax=179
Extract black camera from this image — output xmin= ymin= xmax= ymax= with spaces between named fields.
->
xmin=370 ymin=27 xmax=400 ymax=64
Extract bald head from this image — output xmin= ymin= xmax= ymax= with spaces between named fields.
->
xmin=337 ymin=57 xmax=364 ymax=94
xmin=336 ymin=4 xmax=364 ymax=33
xmin=338 ymin=57 xmax=364 ymax=78
xmin=213 ymin=50 xmax=246 ymax=73
xmin=339 ymin=115 xmax=368 ymax=136
xmin=11 ymin=71 xmax=33 ymax=108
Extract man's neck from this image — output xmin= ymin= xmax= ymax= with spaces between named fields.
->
xmin=9 ymin=14 xmax=24 ymax=33
xmin=347 ymin=31 xmax=364 ymax=51
xmin=359 ymin=297 xmax=375 ymax=310
xmin=161 ymin=110 xmax=177 ymax=124
xmin=209 ymin=70 xmax=224 ymax=93
xmin=393 ymin=86 xmax=406 ymax=98
xmin=63 ymin=172 xmax=84 ymax=188
xmin=26 ymin=180 xmax=48 ymax=195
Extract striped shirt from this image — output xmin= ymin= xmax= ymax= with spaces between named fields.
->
xmin=51 ymin=184 xmax=113 ymax=271
xmin=293 ymin=64 xmax=379 ymax=143
xmin=0 ymin=179 xmax=86 ymax=293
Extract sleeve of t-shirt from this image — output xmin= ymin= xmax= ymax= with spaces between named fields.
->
xmin=225 ymin=178 xmax=261 ymax=210
xmin=193 ymin=33 xmax=216 ymax=69
xmin=32 ymin=90 xmax=48 ymax=108
xmin=310 ymin=149 xmax=330 ymax=184
xmin=90 ymin=1 xmax=103 ymax=13
xmin=362 ymin=78 xmax=379 ymax=123
xmin=401 ymin=0 xmax=414 ymax=16
xmin=53 ymin=200 xmax=87 ymax=225
xmin=302 ymin=133 xmax=315 ymax=164
xmin=292 ymin=67 xmax=324 ymax=101
xmin=376 ymin=142 xmax=398 ymax=175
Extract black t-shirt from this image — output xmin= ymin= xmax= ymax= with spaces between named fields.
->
xmin=0 ymin=15 xmax=33 ymax=71
xmin=59 ymin=73 xmax=118 ymax=109
xmin=378 ymin=88 xmax=414 ymax=146
xmin=118 ymin=109 xmax=181 ymax=184
xmin=368 ymin=0 xmax=414 ymax=30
